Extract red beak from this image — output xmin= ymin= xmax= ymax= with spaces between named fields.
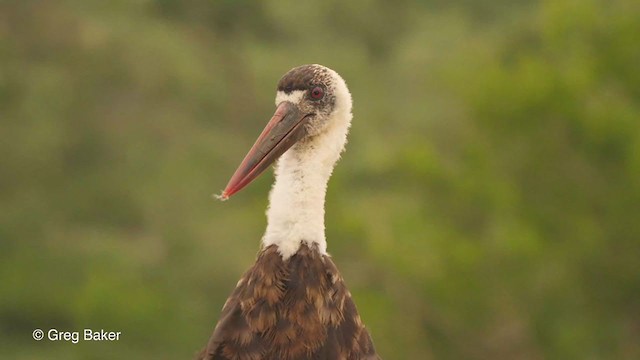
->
xmin=217 ymin=101 xmax=312 ymax=200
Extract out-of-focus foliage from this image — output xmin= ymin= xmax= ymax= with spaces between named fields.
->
xmin=1 ymin=0 xmax=639 ymax=359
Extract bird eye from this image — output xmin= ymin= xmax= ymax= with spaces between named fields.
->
xmin=310 ymin=86 xmax=324 ymax=100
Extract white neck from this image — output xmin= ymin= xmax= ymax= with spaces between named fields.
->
xmin=262 ymin=88 xmax=352 ymax=259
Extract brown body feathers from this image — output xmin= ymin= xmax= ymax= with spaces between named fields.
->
xmin=198 ymin=244 xmax=379 ymax=360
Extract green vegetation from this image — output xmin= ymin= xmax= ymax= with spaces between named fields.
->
xmin=1 ymin=1 xmax=639 ymax=358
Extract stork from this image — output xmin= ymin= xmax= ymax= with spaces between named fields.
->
xmin=199 ymin=65 xmax=379 ymax=360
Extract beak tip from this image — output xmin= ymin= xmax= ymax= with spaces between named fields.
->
xmin=213 ymin=191 xmax=230 ymax=202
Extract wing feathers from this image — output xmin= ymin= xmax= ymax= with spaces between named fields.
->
xmin=198 ymin=244 xmax=379 ymax=360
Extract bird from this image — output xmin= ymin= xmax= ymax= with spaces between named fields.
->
xmin=198 ymin=64 xmax=379 ymax=360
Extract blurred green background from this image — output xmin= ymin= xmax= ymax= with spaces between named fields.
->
xmin=1 ymin=0 xmax=639 ymax=359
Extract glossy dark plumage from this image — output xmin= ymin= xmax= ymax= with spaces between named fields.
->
xmin=198 ymin=243 xmax=379 ymax=360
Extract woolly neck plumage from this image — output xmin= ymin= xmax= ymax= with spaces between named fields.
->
xmin=263 ymin=76 xmax=353 ymax=260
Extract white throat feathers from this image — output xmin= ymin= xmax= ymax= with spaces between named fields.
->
xmin=262 ymin=68 xmax=353 ymax=259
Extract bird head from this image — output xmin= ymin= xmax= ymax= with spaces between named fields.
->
xmin=217 ymin=64 xmax=352 ymax=200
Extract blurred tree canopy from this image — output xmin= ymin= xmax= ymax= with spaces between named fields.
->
xmin=1 ymin=0 xmax=639 ymax=359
